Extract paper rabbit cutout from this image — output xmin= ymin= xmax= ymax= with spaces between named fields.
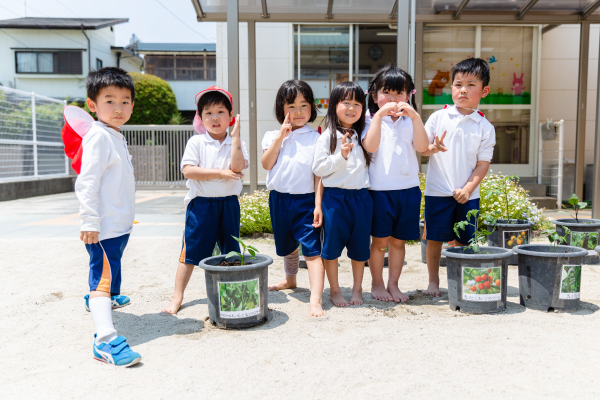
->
xmin=512 ymin=73 xmax=525 ymax=96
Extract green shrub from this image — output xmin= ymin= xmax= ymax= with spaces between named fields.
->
xmin=239 ymin=190 xmax=272 ymax=236
xmin=127 ymin=72 xmax=178 ymax=125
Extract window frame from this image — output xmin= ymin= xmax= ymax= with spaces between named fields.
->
xmin=14 ymin=50 xmax=83 ymax=75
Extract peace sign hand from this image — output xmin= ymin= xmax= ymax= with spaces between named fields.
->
xmin=278 ymin=112 xmax=292 ymax=140
xmin=340 ymin=132 xmax=354 ymax=159
xmin=432 ymin=131 xmax=448 ymax=153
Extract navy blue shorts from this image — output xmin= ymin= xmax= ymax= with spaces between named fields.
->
xmin=269 ymin=191 xmax=322 ymax=257
xmin=369 ymin=186 xmax=422 ymax=240
xmin=86 ymin=233 xmax=130 ymax=295
xmin=321 ymin=187 xmax=373 ymax=262
xmin=179 ymin=195 xmax=241 ymax=265
xmin=424 ymin=196 xmax=480 ymax=244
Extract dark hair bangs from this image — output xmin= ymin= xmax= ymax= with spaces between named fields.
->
xmin=86 ymin=67 xmax=135 ymax=102
xmin=273 ymin=80 xmax=318 ymax=123
xmin=451 ymin=58 xmax=491 ymax=87
xmin=198 ymin=91 xmax=232 ymax=114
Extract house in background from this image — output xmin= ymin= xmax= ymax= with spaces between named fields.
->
xmin=0 ymin=17 xmax=143 ymax=100
xmin=135 ymin=42 xmax=216 ymax=120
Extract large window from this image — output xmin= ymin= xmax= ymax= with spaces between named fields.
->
xmin=16 ymin=51 xmax=82 ymax=74
xmin=422 ymin=25 xmax=537 ymax=170
xmin=144 ymin=55 xmax=216 ymax=81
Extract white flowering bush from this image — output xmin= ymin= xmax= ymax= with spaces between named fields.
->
xmin=479 ymin=172 xmax=552 ymax=231
xmin=239 ymin=190 xmax=272 ymax=236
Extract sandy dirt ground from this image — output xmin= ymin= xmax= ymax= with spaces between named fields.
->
xmin=1 ymin=236 xmax=600 ymax=399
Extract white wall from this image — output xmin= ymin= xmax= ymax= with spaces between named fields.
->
xmin=539 ymin=24 xmax=599 ymax=166
xmin=168 ymin=80 xmax=215 ymax=111
xmin=0 ymin=27 xmax=142 ymax=100
xmin=217 ymin=22 xmax=293 ymax=185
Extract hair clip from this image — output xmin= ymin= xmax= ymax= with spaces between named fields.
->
xmin=411 ymin=89 xmax=416 ymax=94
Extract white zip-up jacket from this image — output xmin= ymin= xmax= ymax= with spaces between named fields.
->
xmin=75 ymin=122 xmax=136 ymax=241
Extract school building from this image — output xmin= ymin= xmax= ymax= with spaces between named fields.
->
xmin=191 ymin=0 xmax=600 ymax=217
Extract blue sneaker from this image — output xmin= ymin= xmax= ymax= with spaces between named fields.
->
xmin=84 ymin=294 xmax=131 ymax=312
xmin=93 ymin=335 xmax=141 ymax=367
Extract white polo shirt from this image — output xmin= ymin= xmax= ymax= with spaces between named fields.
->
xmin=424 ymin=105 xmax=495 ymax=200
xmin=362 ymin=116 xmax=420 ymax=191
xmin=312 ymin=128 xmax=370 ymax=190
xmin=75 ymin=122 xmax=136 ymax=241
xmin=261 ymin=125 xmax=320 ymax=194
xmin=181 ymin=133 xmax=249 ymax=206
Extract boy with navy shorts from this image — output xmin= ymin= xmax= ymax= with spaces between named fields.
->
xmin=419 ymin=58 xmax=496 ymax=297
xmin=162 ymin=86 xmax=249 ymax=315
xmin=75 ymin=67 xmax=140 ymax=367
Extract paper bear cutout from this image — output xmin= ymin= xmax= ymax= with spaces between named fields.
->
xmin=512 ymin=73 xmax=525 ymax=96
xmin=428 ymin=70 xmax=450 ymax=96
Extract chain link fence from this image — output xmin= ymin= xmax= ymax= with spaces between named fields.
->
xmin=0 ymin=86 xmax=68 ymax=181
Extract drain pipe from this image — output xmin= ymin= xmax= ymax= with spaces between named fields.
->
xmin=81 ymin=24 xmax=91 ymax=73
xmin=116 ymin=51 xmax=121 ymax=68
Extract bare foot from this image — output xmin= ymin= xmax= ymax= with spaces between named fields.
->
xmin=268 ymin=276 xmax=297 ymax=291
xmin=161 ymin=297 xmax=182 ymax=314
xmin=424 ymin=281 xmax=441 ymax=297
xmin=350 ymin=288 xmax=363 ymax=305
xmin=388 ymin=284 xmax=410 ymax=303
xmin=371 ymin=283 xmax=393 ymax=301
xmin=308 ymin=299 xmax=326 ymax=318
xmin=330 ymin=290 xmax=349 ymax=307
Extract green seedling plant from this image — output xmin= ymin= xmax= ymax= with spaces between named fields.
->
xmin=454 ymin=209 xmax=496 ymax=254
xmin=542 ymin=226 xmax=571 ymax=252
xmin=225 ymin=236 xmax=259 ymax=265
xmin=484 ymin=174 xmax=525 ymax=221
xmin=560 ymin=193 xmax=588 ymax=223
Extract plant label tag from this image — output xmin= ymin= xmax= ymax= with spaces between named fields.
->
xmin=570 ymin=232 xmax=598 ymax=252
xmin=462 ymin=264 xmax=502 ymax=302
xmin=218 ymin=278 xmax=261 ymax=319
xmin=559 ymin=265 xmax=581 ymax=300
xmin=503 ymin=229 xmax=529 ymax=249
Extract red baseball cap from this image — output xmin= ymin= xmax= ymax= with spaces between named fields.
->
xmin=62 ymin=105 xmax=95 ymax=174
xmin=193 ymin=85 xmax=235 ymax=134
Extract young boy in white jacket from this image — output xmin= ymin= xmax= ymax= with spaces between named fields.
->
xmin=75 ymin=67 xmax=141 ymax=367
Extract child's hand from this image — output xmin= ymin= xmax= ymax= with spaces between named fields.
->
xmin=453 ymin=188 xmax=470 ymax=204
xmin=396 ymin=102 xmax=418 ymax=119
xmin=430 ymin=131 xmax=447 ymax=153
xmin=231 ymin=114 xmax=241 ymax=138
xmin=376 ymin=102 xmax=398 ymax=118
xmin=278 ymin=112 xmax=292 ymax=140
xmin=80 ymin=231 xmax=99 ymax=244
xmin=313 ymin=207 xmax=323 ymax=228
xmin=340 ymin=132 xmax=353 ymax=159
xmin=221 ymin=169 xmax=244 ymax=180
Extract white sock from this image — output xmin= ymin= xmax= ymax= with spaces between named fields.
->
xmin=89 ymin=296 xmax=118 ymax=345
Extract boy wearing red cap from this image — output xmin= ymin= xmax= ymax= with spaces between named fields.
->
xmin=69 ymin=67 xmax=141 ymax=367
xmin=162 ymin=86 xmax=249 ymax=314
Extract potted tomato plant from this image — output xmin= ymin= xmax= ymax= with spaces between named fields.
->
xmin=199 ymin=237 xmax=273 ymax=329
xmin=553 ymin=194 xmax=600 ymax=264
xmin=513 ymin=227 xmax=587 ymax=312
xmin=482 ymin=174 xmax=535 ymax=265
xmin=442 ymin=210 xmax=512 ymax=314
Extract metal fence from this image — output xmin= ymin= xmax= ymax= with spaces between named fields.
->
xmin=120 ymin=125 xmax=195 ymax=187
xmin=0 ymin=86 xmax=68 ymax=182
xmin=538 ymin=119 xmax=564 ymax=207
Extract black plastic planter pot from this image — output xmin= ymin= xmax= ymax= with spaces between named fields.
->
xmin=199 ymin=254 xmax=273 ymax=329
xmin=485 ymin=219 xmax=535 ymax=265
xmin=442 ymin=246 xmax=511 ymax=314
xmin=513 ymin=244 xmax=588 ymax=312
xmin=420 ymin=220 xmax=447 ymax=266
xmin=554 ymin=218 xmax=600 ymax=264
